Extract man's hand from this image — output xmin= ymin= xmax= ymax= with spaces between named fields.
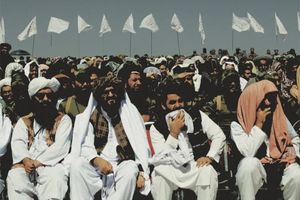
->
xmin=136 ymin=173 xmax=145 ymax=189
xmin=169 ymin=110 xmax=185 ymax=139
xmin=196 ymin=157 xmax=213 ymax=167
xmin=22 ymin=158 xmax=35 ymax=174
xmin=92 ymin=157 xmax=113 ymax=175
xmin=33 ymin=160 xmax=43 ymax=168
xmin=255 ymin=107 xmax=271 ymax=129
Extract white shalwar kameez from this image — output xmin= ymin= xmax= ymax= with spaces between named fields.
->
xmin=150 ymin=110 xmax=226 ymax=200
xmin=231 ymin=119 xmax=300 ymax=200
xmin=69 ymin=93 xmax=150 ymax=200
xmin=0 ymin=105 xmax=12 ymax=194
xmin=7 ymin=115 xmax=72 ymax=200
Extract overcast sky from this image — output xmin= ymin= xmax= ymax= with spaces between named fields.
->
xmin=1 ymin=0 xmax=300 ymax=57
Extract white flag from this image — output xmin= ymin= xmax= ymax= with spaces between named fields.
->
xmin=232 ymin=13 xmax=250 ymax=32
xmin=0 ymin=17 xmax=5 ymax=43
xmin=78 ymin=15 xmax=92 ymax=33
xmin=247 ymin=12 xmax=264 ymax=33
xmin=47 ymin=17 xmax=69 ymax=34
xmin=139 ymin=14 xmax=159 ymax=32
xmin=99 ymin=15 xmax=112 ymax=37
xmin=297 ymin=12 xmax=300 ymax=32
xmin=198 ymin=13 xmax=205 ymax=44
xmin=275 ymin=13 xmax=288 ymax=38
xmin=171 ymin=13 xmax=184 ymax=33
xmin=122 ymin=13 xmax=136 ymax=33
xmin=18 ymin=16 xmax=37 ymax=41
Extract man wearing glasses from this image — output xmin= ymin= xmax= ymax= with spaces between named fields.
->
xmin=70 ymin=76 xmax=150 ymax=200
xmin=7 ymin=77 xmax=72 ymax=200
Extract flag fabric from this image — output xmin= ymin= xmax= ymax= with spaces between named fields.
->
xmin=232 ymin=13 xmax=250 ymax=32
xmin=275 ymin=13 xmax=288 ymax=38
xmin=47 ymin=17 xmax=69 ymax=34
xmin=198 ymin=13 xmax=206 ymax=44
xmin=171 ymin=13 xmax=184 ymax=33
xmin=99 ymin=14 xmax=112 ymax=37
xmin=122 ymin=13 xmax=136 ymax=33
xmin=0 ymin=17 xmax=5 ymax=43
xmin=297 ymin=12 xmax=300 ymax=32
xmin=139 ymin=13 xmax=159 ymax=32
xmin=247 ymin=12 xmax=264 ymax=33
xmin=78 ymin=15 xmax=92 ymax=33
xmin=18 ymin=16 xmax=37 ymax=41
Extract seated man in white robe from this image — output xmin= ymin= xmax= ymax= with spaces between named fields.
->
xmin=0 ymin=104 xmax=12 ymax=196
xmin=69 ymin=76 xmax=150 ymax=200
xmin=7 ymin=77 xmax=72 ymax=200
xmin=150 ymin=77 xmax=226 ymax=200
xmin=231 ymin=80 xmax=300 ymax=200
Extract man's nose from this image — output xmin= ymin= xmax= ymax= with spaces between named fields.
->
xmin=108 ymin=91 xmax=114 ymax=97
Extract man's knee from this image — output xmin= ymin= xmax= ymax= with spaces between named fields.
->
xmin=237 ymin=157 xmax=261 ymax=175
xmin=44 ymin=165 xmax=67 ymax=183
xmin=70 ymin=157 xmax=88 ymax=176
xmin=118 ymin=160 xmax=139 ymax=180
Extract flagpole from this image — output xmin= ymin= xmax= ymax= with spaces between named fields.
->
xmin=150 ymin=31 xmax=153 ymax=57
xmin=129 ymin=33 xmax=132 ymax=57
xmin=78 ymin=35 xmax=81 ymax=58
xmin=176 ymin=32 xmax=181 ymax=55
xmin=102 ymin=36 xmax=104 ymax=55
xmin=32 ymin=35 xmax=35 ymax=57
xmin=50 ymin=33 xmax=53 ymax=47
xmin=274 ymin=19 xmax=278 ymax=49
xmin=231 ymin=30 xmax=234 ymax=54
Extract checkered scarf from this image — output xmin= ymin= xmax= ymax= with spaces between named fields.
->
xmin=90 ymin=108 xmax=135 ymax=161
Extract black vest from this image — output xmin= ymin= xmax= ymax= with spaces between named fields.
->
xmin=154 ymin=109 xmax=209 ymax=161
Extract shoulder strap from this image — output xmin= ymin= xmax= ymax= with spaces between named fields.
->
xmin=45 ymin=112 xmax=65 ymax=146
xmin=22 ymin=113 xmax=34 ymax=149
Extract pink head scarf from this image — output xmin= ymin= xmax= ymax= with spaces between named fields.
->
xmin=237 ymin=80 xmax=295 ymax=164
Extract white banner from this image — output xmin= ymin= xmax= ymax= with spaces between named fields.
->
xmin=99 ymin=14 xmax=112 ymax=37
xmin=171 ymin=13 xmax=184 ymax=33
xmin=78 ymin=15 xmax=92 ymax=33
xmin=247 ymin=12 xmax=264 ymax=33
xmin=232 ymin=13 xmax=250 ymax=32
xmin=198 ymin=13 xmax=206 ymax=44
xmin=0 ymin=17 xmax=5 ymax=43
xmin=18 ymin=16 xmax=37 ymax=41
xmin=139 ymin=14 xmax=159 ymax=32
xmin=47 ymin=17 xmax=69 ymax=34
xmin=275 ymin=13 xmax=288 ymax=39
xmin=122 ymin=13 xmax=136 ymax=33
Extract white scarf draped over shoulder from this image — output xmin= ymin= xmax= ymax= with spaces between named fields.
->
xmin=69 ymin=92 xmax=151 ymax=195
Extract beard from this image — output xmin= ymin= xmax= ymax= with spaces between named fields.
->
xmin=100 ymin=96 xmax=121 ymax=117
xmin=33 ymin=100 xmax=59 ymax=130
xmin=224 ymin=89 xmax=241 ymax=112
xmin=75 ymin=88 xmax=91 ymax=106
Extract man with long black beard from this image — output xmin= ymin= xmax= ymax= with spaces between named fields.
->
xmin=150 ymin=77 xmax=226 ymax=200
xmin=118 ymin=62 xmax=151 ymax=122
xmin=69 ymin=76 xmax=150 ymax=200
xmin=7 ymin=77 xmax=72 ymax=200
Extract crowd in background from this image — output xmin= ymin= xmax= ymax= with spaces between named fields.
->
xmin=0 ymin=42 xmax=300 ymax=199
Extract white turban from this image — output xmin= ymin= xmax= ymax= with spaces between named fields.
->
xmin=24 ymin=60 xmax=39 ymax=78
xmin=222 ymin=61 xmax=239 ymax=72
xmin=28 ymin=77 xmax=60 ymax=98
xmin=5 ymin=62 xmax=23 ymax=78
xmin=0 ymin=78 xmax=11 ymax=91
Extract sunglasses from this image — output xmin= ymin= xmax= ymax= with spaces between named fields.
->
xmin=35 ymin=92 xmax=55 ymax=100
